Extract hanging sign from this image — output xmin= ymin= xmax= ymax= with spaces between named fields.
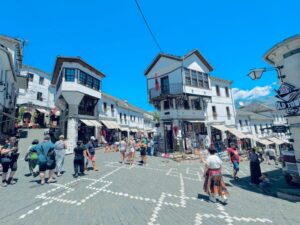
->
xmin=275 ymin=82 xmax=300 ymax=115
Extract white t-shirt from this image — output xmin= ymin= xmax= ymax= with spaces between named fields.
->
xmin=119 ymin=141 xmax=126 ymax=151
xmin=206 ymin=155 xmax=222 ymax=169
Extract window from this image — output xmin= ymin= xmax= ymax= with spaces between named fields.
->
xmin=184 ymin=100 xmax=190 ymax=110
xmin=93 ymin=79 xmax=100 ymax=90
xmin=120 ymin=113 xmax=123 ymax=123
xmin=185 ymin=68 xmax=191 ymax=86
xmin=225 ymin=87 xmax=230 ymax=97
xmin=216 ymin=85 xmax=220 ymax=96
xmin=212 ymin=106 xmax=217 ymax=117
xmin=254 ymin=124 xmax=258 ymax=133
xmin=124 ymin=114 xmax=127 ymax=123
xmin=37 ymin=92 xmax=43 ymax=101
xmin=226 ymin=107 xmax=231 ymax=118
xmin=191 ymin=70 xmax=197 ymax=86
xmin=203 ymin=73 xmax=209 ymax=88
xmin=192 ymin=99 xmax=202 ymax=110
xmin=65 ymin=68 xmax=75 ymax=82
xmin=103 ymin=102 xmax=107 ymax=112
xmin=245 ymin=120 xmax=249 ymax=126
xmin=197 ymin=72 xmax=204 ymax=88
xmin=28 ymin=73 xmax=34 ymax=82
xmin=39 ymin=77 xmax=44 ymax=85
xmin=79 ymin=70 xmax=87 ymax=85
xmin=239 ymin=120 xmax=243 ymax=127
xmin=260 ymin=124 xmax=263 ymax=133
xmin=163 ymin=100 xmax=170 ymax=110
xmin=111 ymin=104 xmax=114 ymax=116
xmin=87 ymin=75 xmax=93 ymax=88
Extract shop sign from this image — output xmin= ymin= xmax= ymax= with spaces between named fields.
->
xmin=275 ymin=82 xmax=300 ymax=115
xmin=272 ymin=125 xmax=287 ymax=133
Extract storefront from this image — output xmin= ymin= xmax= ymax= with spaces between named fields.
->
xmin=78 ymin=119 xmax=102 ymax=144
xmin=100 ymin=120 xmax=120 ymax=144
xmin=183 ymin=121 xmax=207 ymax=153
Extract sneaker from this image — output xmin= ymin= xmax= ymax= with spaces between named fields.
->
xmin=57 ymin=173 xmax=62 ymax=177
xmin=40 ymin=180 xmax=45 ymax=185
xmin=209 ymin=196 xmax=216 ymax=203
xmin=2 ymin=181 xmax=7 ymax=187
xmin=73 ymin=174 xmax=78 ymax=178
xmin=221 ymin=195 xmax=228 ymax=203
xmin=79 ymin=173 xmax=86 ymax=176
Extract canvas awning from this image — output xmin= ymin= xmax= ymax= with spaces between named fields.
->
xmin=80 ymin=119 xmax=102 ymax=127
xmin=119 ymin=127 xmax=129 ymax=132
xmin=130 ymin=128 xmax=138 ymax=133
xmin=188 ymin=120 xmax=205 ymax=123
xmin=100 ymin=120 xmax=120 ymax=129
xmin=268 ymin=137 xmax=285 ymax=145
xmin=211 ymin=124 xmax=228 ymax=132
xmin=246 ymin=134 xmax=273 ymax=146
xmin=36 ymin=108 xmax=49 ymax=115
xmin=226 ymin=127 xmax=247 ymax=139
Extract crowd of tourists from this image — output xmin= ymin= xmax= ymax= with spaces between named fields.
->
xmin=0 ymin=134 xmax=274 ymax=203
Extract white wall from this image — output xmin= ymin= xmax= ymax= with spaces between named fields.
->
xmin=18 ymin=67 xmax=54 ymax=109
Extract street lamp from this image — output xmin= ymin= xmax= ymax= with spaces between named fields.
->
xmin=247 ymin=65 xmax=286 ymax=82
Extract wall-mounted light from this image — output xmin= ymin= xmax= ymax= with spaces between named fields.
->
xmin=248 ymin=65 xmax=285 ymax=82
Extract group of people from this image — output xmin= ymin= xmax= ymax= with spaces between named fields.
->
xmin=0 ymin=134 xmax=99 ymax=186
xmin=203 ymin=143 xmax=274 ymax=203
xmin=118 ymin=136 xmax=154 ymax=166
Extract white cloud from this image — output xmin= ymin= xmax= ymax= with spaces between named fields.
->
xmin=232 ymin=84 xmax=274 ymax=100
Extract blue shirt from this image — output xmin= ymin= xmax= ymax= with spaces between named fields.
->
xmin=34 ymin=141 xmax=55 ymax=163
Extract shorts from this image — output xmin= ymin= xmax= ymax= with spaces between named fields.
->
xmin=232 ymin=161 xmax=239 ymax=171
xmin=269 ymin=156 xmax=276 ymax=160
xmin=140 ymin=148 xmax=146 ymax=156
xmin=39 ymin=161 xmax=56 ymax=172
xmin=2 ymin=160 xmax=17 ymax=173
xmin=87 ymin=155 xmax=96 ymax=161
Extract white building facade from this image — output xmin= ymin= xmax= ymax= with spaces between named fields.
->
xmin=98 ymin=93 xmax=155 ymax=143
xmin=17 ymin=65 xmax=55 ymax=127
xmin=144 ymin=50 xmax=237 ymax=153
xmin=51 ymin=57 xmax=104 ymax=153
xmin=0 ymin=35 xmax=26 ymax=137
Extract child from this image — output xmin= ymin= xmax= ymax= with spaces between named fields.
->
xmin=73 ymin=141 xmax=87 ymax=178
xmin=259 ymin=173 xmax=271 ymax=194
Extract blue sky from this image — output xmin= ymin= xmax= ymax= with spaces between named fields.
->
xmin=1 ymin=0 xmax=299 ymax=110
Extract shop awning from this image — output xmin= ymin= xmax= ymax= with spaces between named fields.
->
xmin=80 ymin=119 xmax=102 ymax=127
xmin=226 ymin=127 xmax=247 ymax=139
xmin=246 ymin=134 xmax=273 ymax=146
xmin=119 ymin=127 xmax=129 ymax=132
xmin=188 ymin=120 xmax=205 ymax=123
xmin=211 ymin=124 xmax=228 ymax=132
xmin=130 ymin=128 xmax=138 ymax=132
xmin=268 ymin=137 xmax=285 ymax=145
xmin=36 ymin=108 xmax=49 ymax=115
xmin=100 ymin=120 xmax=120 ymax=129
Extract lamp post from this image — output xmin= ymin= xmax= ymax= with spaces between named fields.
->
xmin=247 ymin=65 xmax=285 ymax=82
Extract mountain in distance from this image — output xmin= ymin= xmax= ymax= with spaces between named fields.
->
xmin=235 ymin=96 xmax=278 ymax=109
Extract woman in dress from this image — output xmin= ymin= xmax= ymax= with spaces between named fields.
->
xmin=119 ymin=138 xmax=127 ymax=164
xmin=54 ymin=135 xmax=67 ymax=177
xmin=128 ymin=137 xmax=136 ymax=165
xmin=203 ymin=148 xmax=228 ymax=203
xmin=249 ymin=148 xmax=263 ymax=185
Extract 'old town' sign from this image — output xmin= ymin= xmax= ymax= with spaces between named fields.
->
xmin=275 ymin=82 xmax=300 ymax=115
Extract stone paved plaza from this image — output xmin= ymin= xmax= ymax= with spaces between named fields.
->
xmin=0 ymin=149 xmax=300 ymax=225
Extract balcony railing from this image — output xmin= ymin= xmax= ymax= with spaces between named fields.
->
xmin=149 ymin=83 xmax=183 ymax=100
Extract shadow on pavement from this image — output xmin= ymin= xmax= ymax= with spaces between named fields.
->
xmin=229 ymin=168 xmax=300 ymax=202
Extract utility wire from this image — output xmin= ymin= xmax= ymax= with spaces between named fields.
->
xmin=134 ymin=0 xmax=163 ymax=52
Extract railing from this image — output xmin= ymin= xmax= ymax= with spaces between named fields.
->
xmin=149 ymin=83 xmax=183 ymax=100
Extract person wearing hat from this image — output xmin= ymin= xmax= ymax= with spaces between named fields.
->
xmin=54 ymin=135 xmax=67 ymax=177
xmin=203 ymin=148 xmax=228 ymax=203
xmin=85 ymin=136 xmax=98 ymax=171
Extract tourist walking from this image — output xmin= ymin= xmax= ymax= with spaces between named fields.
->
xmin=0 ymin=137 xmax=20 ymax=187
xmin=139 ymin=136 xmax=147 ymax=165
xmin=35 ymin=135 xmax=56 ymax=185
xmin=54 ymin=135 xmax=67 ymax=176
xmin=265 ymin=148 xmax=278 ymax=165
xmin=73 ymin=140 xmax=87 ymax=178
xmin=85 ymin=136 xmax=98 ymax=171
xmin=203 ymin=148 xmax=228 ymax=203
xmin=25 ymin=139 xmax=39 ymax=177
xmin=119 ymin=138 xmax=127 ymax=164
xmin=227 ymin=143 xmax=240 ymax=180
xmin=128 ymin=137 xmax=136 ymax=165
xmin=149 ymin=137 xmax=154 ymax=156
xmin=249 ymin=148 xmax=263 ymax=185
